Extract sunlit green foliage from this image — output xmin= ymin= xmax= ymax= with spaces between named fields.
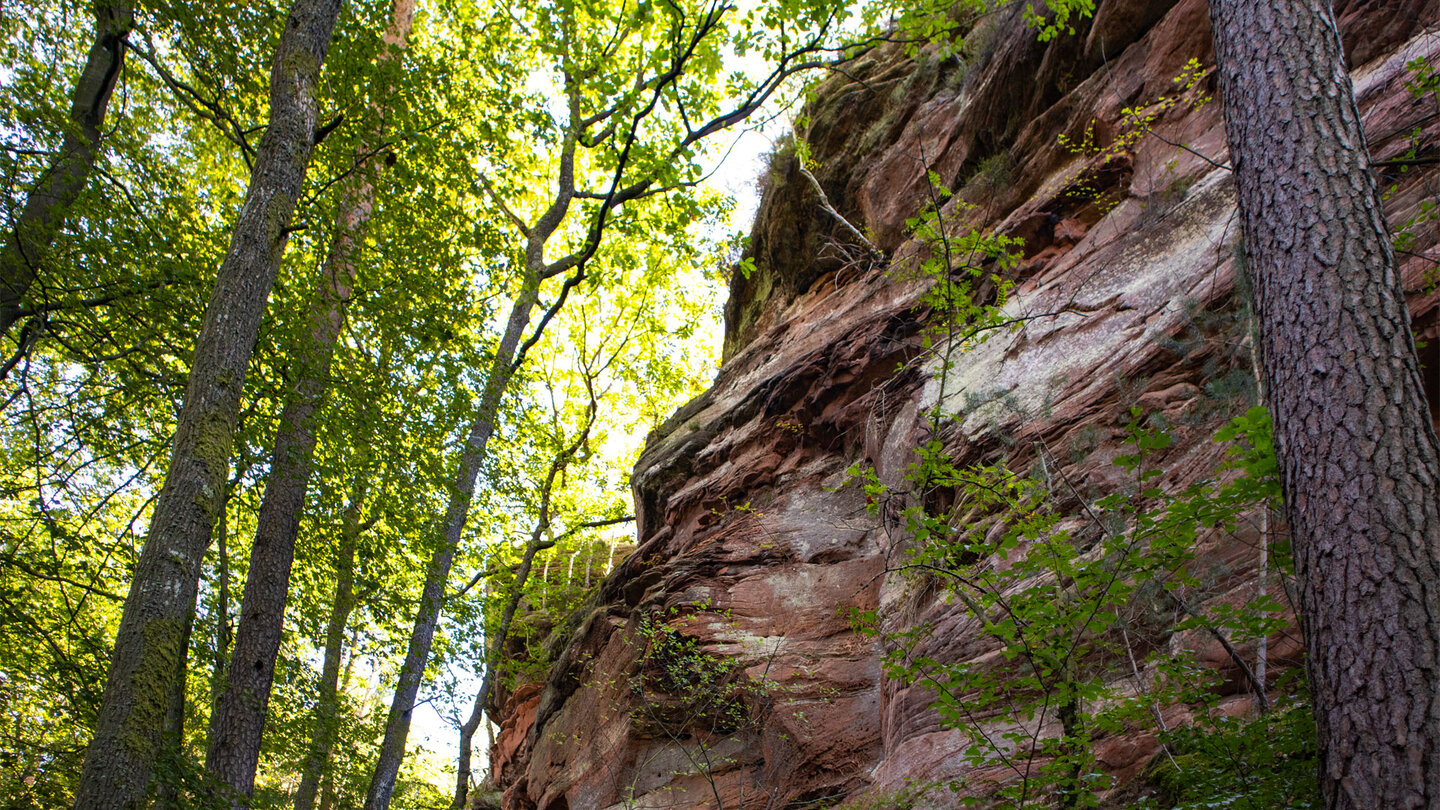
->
xmin=0 ymin=0 xmax=873 ymax=797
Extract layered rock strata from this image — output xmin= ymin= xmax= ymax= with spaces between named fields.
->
xmin=490 ymin=1 xmax=1440 ymax=808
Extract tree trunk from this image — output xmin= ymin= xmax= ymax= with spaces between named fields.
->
xmin=0 ymin=0 xmax=133 ymax=342
xmin=156 ymin=594 xmax=197 ymax=810
xmin=210 ymin=498 xmax=233 ymax=710
xmin=206 ymin=1 xmax=412 ymax=799
xmin=365 ymin=60 xmax=602 ymax=810
xmin=451 ymin=417 xmax=608 ymax=810
xmin=1209 ymin=1 xmax=1440 ymax=806
xmin=452 ymin=533 xmax=547 ymax=810
xmin=321 ymin=637 xmax=360 ymax=810
xmin=361 ymin=280 xmax=539 ymax=810
xmin=72 ymin=2 xmax=345 ymax=807
xmin=294 ymin=477 xmax=369 ymax=810
xmin=319 ymin=776 xmax=336 ymax=810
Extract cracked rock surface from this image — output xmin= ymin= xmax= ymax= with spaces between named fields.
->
xmin=488 ymin=3 xmax=1440 ymax=808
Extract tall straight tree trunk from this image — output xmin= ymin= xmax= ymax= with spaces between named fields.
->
xmin=72 ymin=2 xmax=345 ymax=808
xmin=206 ymin=1 xmax=413 ymax=799
xmin=362 ymin=280 xmax=539 ymax=810
xmin=294 ymin=476 xmax=371 ymax=810
xmin=1209 ymin=1 xmax=1440 ymax=806
xmin=363 ymin=85 xmax=592 ymax=810
xmin=0 ymin=0 xmax=133 ymax=342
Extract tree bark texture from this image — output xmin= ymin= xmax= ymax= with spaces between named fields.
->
xmin=210 ymin=497 xmax=233 ymax=708
xmin=1209 ymin=1 xmax=1440 ymax=806
xmin=293 ymin=479 xmax=368 ymax=810
xmin=361 ymin=282 xmax=538 ymax=810
xmin=72 ymin=2 xmax=345 ymax=808
xmin=0 ymin=1 xmax=133 ymax=342
xmin=207 ymin=0 xmax=413 ymax=800
xmin=155 ymin=593 xmax=196 ymax=810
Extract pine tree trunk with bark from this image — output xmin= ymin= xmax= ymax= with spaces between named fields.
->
xmin=1209 ymin=0 xmax=1440 ymax=805
xmin=71 ymin=2 xmax=345 ymax=808
xmin=206 ymin=1 xmax=413 ymax=800
xmin=0 ymin=0 xmax=133 ymax=343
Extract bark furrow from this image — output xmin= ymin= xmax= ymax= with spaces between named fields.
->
xmin=1210 ymin=0 xmax=1440 ymax=806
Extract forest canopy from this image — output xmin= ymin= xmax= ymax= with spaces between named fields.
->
xmin=0 ymin=0 xmax=902 ymax=806
xmin=5 ymin=0 xmax=1440 ymax=809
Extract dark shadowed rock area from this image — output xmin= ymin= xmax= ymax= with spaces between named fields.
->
xmin=486 ymin=2 xmax=1440 ymax=808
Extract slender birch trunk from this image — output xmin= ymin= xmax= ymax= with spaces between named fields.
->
xmin=363 ymin=87 xmax=581 ymax=810
xmin=72 ymin=2 xmax=344 ymax=807
xmin=358 ymin=11 xmax=777 ymax=799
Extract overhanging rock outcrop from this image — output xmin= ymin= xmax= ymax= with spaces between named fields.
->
xmin=489 ymin=2 xmax=1440 ymax=808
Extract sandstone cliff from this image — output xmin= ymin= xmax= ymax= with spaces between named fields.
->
xmin=488 ymin=2 xmax=1440 ymax=807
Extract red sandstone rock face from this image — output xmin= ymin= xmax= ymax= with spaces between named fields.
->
xmin=491 ymin=2 xmax=1440 ymax=809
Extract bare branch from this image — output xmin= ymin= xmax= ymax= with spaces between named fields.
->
xmin=798 ymin=163 xmax=882 ymax=257
xmin=479 ymin=173 xmax=532 ymax=238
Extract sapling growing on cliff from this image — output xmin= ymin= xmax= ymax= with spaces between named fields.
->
xmin=851 ymin=405 xmax=1305 ymax=807
xmin=843 ymin=166 xmax=1305 ymax=807
xmin=623 ymin=602 xmax=798 ymax=810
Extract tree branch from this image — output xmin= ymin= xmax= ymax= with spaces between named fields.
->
xmin=798 ymin=163 xmax=881 ymax=257
xmin=479 ymin=173 xmax=531 ymax=238
xmin=131 ymin=39 xmax=257 ymax=168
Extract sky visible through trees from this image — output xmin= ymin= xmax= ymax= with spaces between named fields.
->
xmin=0 ymin=0 xmax=855 ymax=805
xmin=3 ymin=0 xmax=1440 ymax=807
xmin=330 ymin=43 xmax=780 ymax=785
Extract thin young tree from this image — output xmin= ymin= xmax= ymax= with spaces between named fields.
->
xmin=1209 ymin=0 xmax=1440 ymax=805
xmin=293 ymin=465 xmax=379 ymax=810
xmin=451 ymin=318 xmax=641 ymax=809
xmin=0 ymin=0 xmax=134 ymax=345
xmin=71 ymin=1 xmax=347 ymax=808
xmin=360 ymin=0 xmax=853 ymax=803
xmin=205 ymin=0 xmax=415 ymax=800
